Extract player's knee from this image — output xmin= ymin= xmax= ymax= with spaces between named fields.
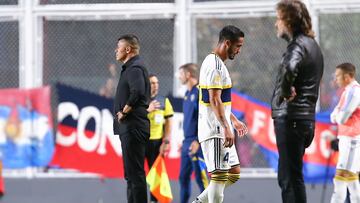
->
xmin=331 ymin=169 xmax=353 ymax=202
xmin=228 ymin=172 xmax=240 ymax=184
xmin=348 ymin=172 xmax=360 ymax=201
xmin=210 ymin=171 xmax=228 ymax=184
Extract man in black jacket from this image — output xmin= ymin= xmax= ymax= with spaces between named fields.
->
xmin=271 ymin=1 xmax=324 ymax=203
xmin=113 ymin=34 xmax=150 ymax=203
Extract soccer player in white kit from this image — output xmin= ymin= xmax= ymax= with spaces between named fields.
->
xmin=192 ymin=25 xmax=248 ymax=203
xmin=330 ymin=63 xmax=360 ymax=203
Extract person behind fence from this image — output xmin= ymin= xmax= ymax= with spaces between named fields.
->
xmin=329 ymin=63 xmax=360 ymax=203
xmin=99 ymin=63 xmax=117 ymax=98
xmin=192 ymin=25 xmax=248 ymax=203
xmin=146 ymin=74 xmax=174 ymax=203
xmin=178 ymin=63 xmax=209 ymax=203
xmin=271 ymin=1 xmax=324 ymax=203
xmin=113 ymin=34 xmax=150 ymax=203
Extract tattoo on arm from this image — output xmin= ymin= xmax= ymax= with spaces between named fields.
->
xmin=219 ymin=116 xmax=228 ymax=129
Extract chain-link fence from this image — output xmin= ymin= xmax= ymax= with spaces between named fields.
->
xmin=319 ymin=13 xmax=360 ymax=112
xmin=40 ymin=0 xmax=174 ymax=4
xmin=0 ymin=0 xmax=17 ymax=5
xmin=43 ymin=19 xmax=174 ymax=97
xmin=0 ymin=21 xmax=19 ymax=89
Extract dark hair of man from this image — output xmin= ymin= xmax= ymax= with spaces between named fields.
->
xmin=179 ymin=63 xmax=199 ymax=80
xmin=218 ymin=25 xmax=245 ymax=44
xmin=148 ymin=73 xmax=157 ymax=79
xmin=336 ymin=63 xmax=356 ymax=78
xmin=276 ymin=0 xmax=315 ymax=38
xmin=118 ymin=34 xmax=140 ymax=53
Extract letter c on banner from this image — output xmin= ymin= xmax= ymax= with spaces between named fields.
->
xmin=56 ymin=102 xmax=79 ymax=146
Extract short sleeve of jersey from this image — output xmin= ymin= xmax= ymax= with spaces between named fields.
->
xmin=205 ymin=55 xmax=223 ymax=89
xmin=164 ymin=98 xmax=174 ymax=118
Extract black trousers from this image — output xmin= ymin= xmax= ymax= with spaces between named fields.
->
xmin=274 ymin=117 xmax=315 ymax=203
xmin=120 ymin=128 xmax=149 ymax=203
xmin=145 ymin=139 xmax=162 ymax=202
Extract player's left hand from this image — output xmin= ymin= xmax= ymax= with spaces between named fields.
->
xmin=232 ymin=120 xmax=248 ymax=137
xmin=189 ymin=140 xmax=200 ymax=155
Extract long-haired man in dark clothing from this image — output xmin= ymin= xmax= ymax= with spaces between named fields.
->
xmin=113 ymin=34 xmax=150 ymax=203
xmin=271 ymin=1 xmax=324 ymax=203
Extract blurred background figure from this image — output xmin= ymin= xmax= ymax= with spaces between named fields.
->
xmin=178 ymin=63 xmax=208 ymax=203
xmin=99 ymin=63 xmax=117 ymax=98
xmin=330 ymin=63 xmax=360 ymax=203
xmin=146 ymin=74 xmax=174 ymax=203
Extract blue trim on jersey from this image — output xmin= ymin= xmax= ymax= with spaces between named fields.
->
xmin=221 ymin=88 xmax=231 ymax=103
xmin=201 ymin=88 xmax=209 ymax=104
xmin=201 ymin=87 xmax=231 ymax=104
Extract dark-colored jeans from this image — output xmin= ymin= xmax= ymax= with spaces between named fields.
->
xmin=274 ymin=117 xmax=315 ymax=203
xmin=120 ymin=128 xmax=149 ymax=203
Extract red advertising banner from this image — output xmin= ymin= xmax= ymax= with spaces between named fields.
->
xmin=52 ymin=84 xmax=337 ymax=182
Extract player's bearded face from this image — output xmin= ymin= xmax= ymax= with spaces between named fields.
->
xmin=227 ymin=38 xmax=243 ymax=60
xmin=228 ymin=45 xmax=236 ymax=60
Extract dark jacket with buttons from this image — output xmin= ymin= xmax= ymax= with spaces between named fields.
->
xmin=113 ymin=55 xmax=151 ymax=135
xmin=271 ymin=33 xmax=324 ymax=120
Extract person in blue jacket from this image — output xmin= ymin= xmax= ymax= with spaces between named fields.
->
xmin=178 ymin=63 xmax=209 ymax=203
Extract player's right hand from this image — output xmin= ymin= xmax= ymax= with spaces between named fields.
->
xmin=224 ymin=127 xmax=235 ymax=148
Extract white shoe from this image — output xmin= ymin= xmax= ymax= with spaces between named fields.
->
xmin=191 ymin=198 xmax=202 ymax=203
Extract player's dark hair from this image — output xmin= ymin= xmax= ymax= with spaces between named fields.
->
xmin=218 ymin=25 xmax=245 ymax=43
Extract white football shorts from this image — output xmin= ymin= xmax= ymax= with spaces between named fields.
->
xmin=200 ymin=137 xmax=240 ymax=173
xmin=336 ymin=135 xmax=360 ymax=173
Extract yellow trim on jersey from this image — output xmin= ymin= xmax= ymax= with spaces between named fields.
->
xmin=199 ymin=85 xmax=232 ymax=89
xmin=199 ymin=101 xmax=232 ymax=106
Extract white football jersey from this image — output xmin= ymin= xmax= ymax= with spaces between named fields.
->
xmin=198 ymin=53 xmax=233 ymax=142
